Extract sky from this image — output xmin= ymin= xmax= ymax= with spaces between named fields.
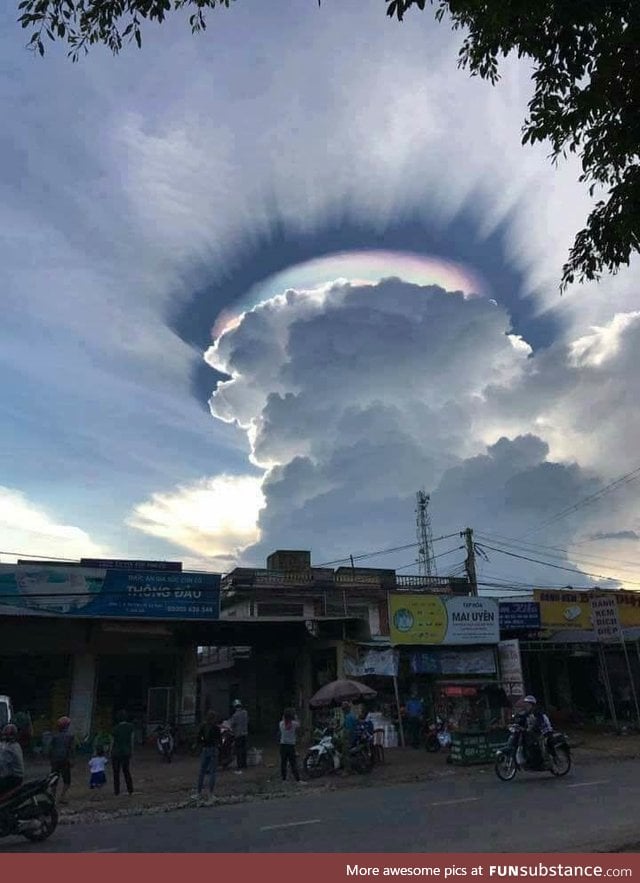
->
xmin=1 ymin=0 xmax=639 ymax=592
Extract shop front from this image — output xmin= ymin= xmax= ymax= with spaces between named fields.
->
xmin=389 ymin=593 xmax=509 ymax=761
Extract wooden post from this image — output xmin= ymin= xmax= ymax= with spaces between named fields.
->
xmin=392 ymin=675 xmax=406 ymax=748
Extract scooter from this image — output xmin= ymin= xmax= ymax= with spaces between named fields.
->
xmin=495 ymin=720 xmax=571 ymax=781
xmin=0 ymin=771 xmax=59 ymax=843
xmin=424 ymin=716 xmax=451 ymax=753
xmin=303 ymin=727 xmax=341 ymax=778
xmin=155 ymin=725 xmax=174 ymax=763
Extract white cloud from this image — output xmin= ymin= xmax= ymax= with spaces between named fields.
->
xmin=198 ymin=279 xmax=640 ymax=587
xmin=128 ymin=474 xmax=265 ymax=564
xmin=0 ymin=487 xmax=107 ymax=563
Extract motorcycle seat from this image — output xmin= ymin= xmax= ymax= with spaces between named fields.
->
xmin=0 ymin=778 xmax=48 ymax=806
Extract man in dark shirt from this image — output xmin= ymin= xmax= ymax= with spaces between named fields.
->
xmin=195 ymin=710 xmax=221 ymax=801
xmin=111 ymin=710 xmax=134 ymax=796
xmin=48 ymin=716 xmax=74 ymax=803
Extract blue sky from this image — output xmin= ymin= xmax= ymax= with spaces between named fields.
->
xmin=1 ymin=0 xmax=639 ymax=589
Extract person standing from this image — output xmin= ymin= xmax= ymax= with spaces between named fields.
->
xmin=195 ymin=710 xmax=221 ymax=801
xmin=405 ymin=688 xmax=425 ymax=749
xmin=88 ymin=747 xmax=108 ymax=790
xmin=0 ymin=724 xmax=24 ymax=796
xmin=230 ymin=700 xmax=248 ymax=774
xmin=111 ymin=710 xmax=134 ymax=796
xmin=48 ymin=716 xmax=74 ymax=803
xmin=341 ymin=701 xmax=358 ymax=773
xmin=278 ymin=708 xmax=305 ymax=784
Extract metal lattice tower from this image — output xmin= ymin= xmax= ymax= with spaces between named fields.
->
xmin=416 ymin=491 xmax=437 ymax=578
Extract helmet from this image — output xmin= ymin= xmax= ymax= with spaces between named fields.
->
xmin=523 ymin=695 xmax=537 ymax=705
xmin=2 ymin=724 xmax=18 ymax=739
xmin=232 ymin=699 xmax=242 ymax=708
xmin=57 ymin=716 xmax=71 ymax=730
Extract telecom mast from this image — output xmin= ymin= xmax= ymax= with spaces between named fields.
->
xmin=416 ymin=491 xmax=437 ymax=578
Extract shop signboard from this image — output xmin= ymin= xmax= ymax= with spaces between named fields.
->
xmin=389 ymin=594 xmax=499 ymax=645
xmin=81 ymin=558 xmax=182 ymax=572
xmin=344 ymin=646 xmax=399 ymax=677
xmin=0 ymin=564 xmax=220 ymax=620
xmin=590 ymin=594 xmax=622 ymax=643
xmin=410 ymin=648 xmax=496 ymax=675
xmin=499 ymin=601 xmax=540 ymax=631
xmin=498 ymin=639 xmax=524 ymax=697
xmin=534 ymin=589 xmax=640 ymax=630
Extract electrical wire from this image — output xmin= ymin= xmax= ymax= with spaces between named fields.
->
xmin=476 ymin=542 xmax=640 ymax=586
xmin=315 ymin=532 xmax=461 ymax=567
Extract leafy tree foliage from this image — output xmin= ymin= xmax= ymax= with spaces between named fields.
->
xmin=18 ymin=0 xmax=640 ymax=291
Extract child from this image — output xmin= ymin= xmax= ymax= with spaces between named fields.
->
xmin=88 ymin=746 xmax=108 ymax=790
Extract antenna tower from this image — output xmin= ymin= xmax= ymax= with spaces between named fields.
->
xmin=416 ymin=490 xmax=437 ymax=578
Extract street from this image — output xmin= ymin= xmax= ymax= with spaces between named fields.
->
xmin=3 ymin=758 xmax=638 ymax=853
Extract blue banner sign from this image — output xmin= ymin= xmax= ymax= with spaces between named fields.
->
xmin=499 ymin=601 xmax=540 ymax=631
xmin=0 ymin=565 xmax=220 ymax=620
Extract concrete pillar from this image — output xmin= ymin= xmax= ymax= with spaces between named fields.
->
xmin=68 ymin=653 xmax=97 ymax=740
xmin=177 ymin=647 xmax=198 ymax=725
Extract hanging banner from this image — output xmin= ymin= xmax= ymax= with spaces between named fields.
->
xmin=344 ymin=646 xmax=399 ymax=677
xmin=590 ymin=594 xmax=622 ymax=643
xmin=389 ymin=594 xmax=499 ymax=645
xmin=0 ymin=565 xmax=220 ymax=620
xmin=498 ymin=639 xmax=524 ymax=697
xmin=410 ymin=648 xmax=496 ymax=675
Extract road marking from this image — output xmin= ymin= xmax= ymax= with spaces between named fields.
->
xmin=260 ymin=819 xmax=322 ymax=832
xmin=429 ymin=797 xmax=481 ymax=807
xmin=568 ymin=781 xmax=610 ymax=789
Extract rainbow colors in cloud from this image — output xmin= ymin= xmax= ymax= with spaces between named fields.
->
xmin=213 ymin=250 xmax=486 ymax=339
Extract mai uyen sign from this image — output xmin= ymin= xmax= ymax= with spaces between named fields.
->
xmin=389 ymin=594 xmax=499 ymax=645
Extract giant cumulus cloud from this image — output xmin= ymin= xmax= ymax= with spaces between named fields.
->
xmin=204 ymin=280 xmax=640 ymax=588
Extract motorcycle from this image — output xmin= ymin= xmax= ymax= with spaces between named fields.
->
xmin=304 ymin=726 xmax=374 ymax=778
xmin=0 ymin=771 xmax=59 ymax=843
xmin=495 ymin=719 xmax=571 ymax=781
xmin=155 ymin=725 xmax=174 ymax=763
xmin=424 ymin=716 xmax=451 ymax=753
xmin=218 ymin=720 xmax=235 ymax=770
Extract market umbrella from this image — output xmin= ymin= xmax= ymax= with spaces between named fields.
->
xmin=309 ymin=678 xmax=377 ymax=709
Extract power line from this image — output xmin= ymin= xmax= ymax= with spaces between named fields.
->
xmin=477 ymin=542 xmax=640 ymax=586
xmin=476 ymin=531 xmax=640 ymax=576
xmin=521 ymin=465 xmax=640 ymax=538
xmin=315 ymin=533 xmax=461 ymax=568
xmin=392 ymin=545 xmax=466 ymax=573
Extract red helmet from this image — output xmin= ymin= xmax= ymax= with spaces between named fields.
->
xmin=57 ymin=716 xmax=71 ymax=731
xmin=2 ymin=724 xmax=18 ymax=739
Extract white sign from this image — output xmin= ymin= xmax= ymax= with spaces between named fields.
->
xmin=445 ymin=597 xmax=500 ymax=645
xmin=590 ymin=594 xmax=622 ymax=642
xmin=498 ymin=639 xmax=524 ymax=696
xmin=344 ymin=647 xmax=399 ymax=677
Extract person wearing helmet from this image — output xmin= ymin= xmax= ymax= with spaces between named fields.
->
xmin=0 ymin=724 xmax=25 ymax=797
xmin=48 ymin=716 xmax=75 ymax=803
xmin=518 ymin=695 xmax=555 ymax=768
xmin=229 ymin=700 xmax=249 ymax=773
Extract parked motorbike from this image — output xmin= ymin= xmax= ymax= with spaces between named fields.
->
xmin=0 ymin=771 xmax=59 ymax=843
xmin=495 ymin=719 xmax=571 ymax=781
xmin=424 ymin=716 xmax=451 ymax=753
xmin=155 ymin=725 xmax=174 ymax=763
xmin=304 ymin=726 xmax=374 ymax=778
xmin=218 ymin=720 xmax=235 ymax=770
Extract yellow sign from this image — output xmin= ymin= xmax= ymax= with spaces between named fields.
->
xmin=388 ymin=594 xmax=499 ymax=645
xmin=534 ymin=589 xmax=640 ymax=629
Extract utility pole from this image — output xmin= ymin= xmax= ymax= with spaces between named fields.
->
xmin=462 ymin=527 xmax=478 ymax=596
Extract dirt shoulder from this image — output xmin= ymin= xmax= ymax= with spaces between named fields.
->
xmin=27 ymin=730 xmax=639 ymax=826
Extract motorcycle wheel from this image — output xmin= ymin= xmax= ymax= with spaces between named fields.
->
xmin=304 ymin=750 xmax=332 ymax=779
xmin=352 ymin=749 xmax=374 ymax=774
xmin=22 ymin=806 xmax=58 ymax=843
xmin=550 ymin=748 xmax=571 ymax=777
xmin=425 ymin=734 xmax=441 ymax=753
xmin=495 ymin=753 xmax=517 ymax=781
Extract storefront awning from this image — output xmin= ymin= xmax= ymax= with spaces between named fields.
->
xmin=547 ymin=627 xmax=640 ymax=644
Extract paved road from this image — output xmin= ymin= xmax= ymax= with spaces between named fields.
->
xmin=3 ymin=758 xmax=638 ymax=853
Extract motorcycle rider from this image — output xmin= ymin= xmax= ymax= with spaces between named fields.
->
xmin=518 ymin=695 xmax=555 ymax=767
xmin=0 ymin=724 xmax=24 ymax=798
